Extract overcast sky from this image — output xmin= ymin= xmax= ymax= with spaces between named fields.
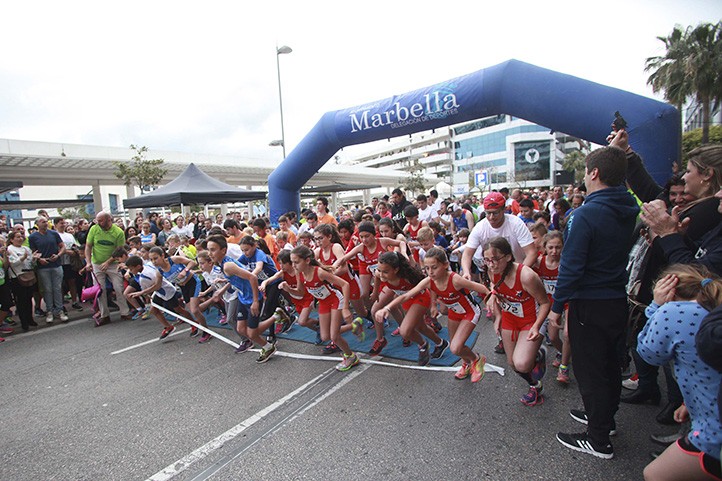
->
xmin=1 ymin=0 xmax=720 ymax=164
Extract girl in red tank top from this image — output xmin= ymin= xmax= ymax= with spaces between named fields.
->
xmin=289 ymin=245 xmax=365 ymax=372
xmin=485 ymin=236 xmax=550 ymax=406
xmin=315 ymin=224 xmax=363 ymax=302
xmin=333 ymin=221 xmax=407 ymax=316
xmin=394 ymin=247 xmax=490 ymax=382
xmin=370 ymin=252 xmax=446 ymax=365
xmin=532 ymin=231 xmax=571 ymax=384
xmin=267 ymin=250 xmax=316 ymax=335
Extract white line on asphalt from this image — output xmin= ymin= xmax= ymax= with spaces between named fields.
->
xmin=109 ymin=327 xmax=191 ymax=355
xmin=145 ymin=369 xmax=335 ymax=481
xmin=2 ymin=315 xmax=93 ymax=341
xmin=189 ymin=362 xmax=373 ymax=481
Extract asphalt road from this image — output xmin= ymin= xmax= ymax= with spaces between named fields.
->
xmin=0 ymin=310 xmax=673 ymax=481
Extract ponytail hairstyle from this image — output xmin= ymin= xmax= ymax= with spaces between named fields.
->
xmin=658 ymin=263 xmax=722 ymax=312
xmin=357 ymin=221 xmax=376 ymax=236
xmin=378 ymin=251 xmax=425 ymax=285
xmin=482 ymin=236 xmax=515 ymax=289
xmin=277 ymin=249 xmax=292 ymax=265
xmin=315 ymin=223 xmax=343 ymax=246
xmin=240 ymin=235 xmax=271 ymax=256
xmin=378 ymin=217 xmax=403 ymax=236
xmin=291 ymin=245 xmax=332 ymax=272
xmin=196 ymin=250 xmax=212 ymax=265
xmin=149 ymin=246 xmax=167 ymax=259
xmin=424 ymin=246 xmax=449 ymax=265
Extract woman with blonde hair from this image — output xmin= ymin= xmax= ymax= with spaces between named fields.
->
xmin=638 ymin=263 xmax=722 ymax=481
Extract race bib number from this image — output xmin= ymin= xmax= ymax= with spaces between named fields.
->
xmin=367 ymin=263 xmax=378 ymax=275
xmin=446 ymin=301 xmax=466 ymax=314
xmin=307 ymin=284 xmax=332 ymax=300
xmin=391 ymin=288 xmax=408 ymax=297
xmin=542 ymin=279 xmax=556 ymax=295
xmin=499 ymin=298 xmax=523 ymax=317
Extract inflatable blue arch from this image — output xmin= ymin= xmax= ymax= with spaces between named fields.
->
xmin=268 ymin=59 xmax=679 ymax=223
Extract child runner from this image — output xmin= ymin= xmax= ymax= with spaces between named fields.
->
xmin=372 ymin=251 xmax=449 ymax=365
xmin=206 ymin=235 xmax=278 ymax=363
xmin=448 ymin=228 xmax=470 ymax=274
xmin=125 ymin=255 xmax=176 ymax=339
xmin=196 ymin=250 xmax=228 ymax=323
xmin=289 ymin=245 xmax=365 ymax=371
xmin=534 ymin=231 xmax=571 ymax=384
xmin=148 ymin=247 xmax=212 ymax=343
xmin=415 ymin=226 xmax=444 ymax=333
xmin=387 ymin=247 xmax=488 ymax=381
xmin=403 ymin=205 xmax=428 ymax=264
xmin=529 ymin=222 xmax=548 ymax=257
xmin=314 ymin=224 xmax=368 ymax=351
xmin=270 ymin=250 xmax=317 ymax=336
xmin=484 ymin=237 xmax=550 ymax=405
xmin=333 ymin=220 xmax=406 ymax=308
xmin=239 ymin=235 xmax=290 ymax=333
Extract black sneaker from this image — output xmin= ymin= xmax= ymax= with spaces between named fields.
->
xmin=72 ymin=302 xmax=83 ymax=311
xmin=190 ymin=326 xmax=199 ymax=337
xmin=569 ymin=409 xmax=617 ymax=436
xmin=418 ymin=342 xmax=430 ymax=366
xmin=431 ymin=339 xmax=449 ymax=359
xmin=34 ymin=308 xmax=46 ymax=317
xmin=493 ymin=338 xmax=505 ymax=354
xmin=556 ymin=432 xmax=613 ymax=459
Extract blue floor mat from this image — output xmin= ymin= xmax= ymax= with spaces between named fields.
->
xmin=183 ymin=307 xmax=477 ymax=367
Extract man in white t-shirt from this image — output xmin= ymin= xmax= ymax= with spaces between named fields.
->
xmin=416 ymin=194 xmax=437 ymax=223
xmin=461 ymin=192 xmax=537 ymax=280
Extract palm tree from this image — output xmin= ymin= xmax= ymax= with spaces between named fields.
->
xmin=645 ymin=22 xmax=722 ymax=144
xmin=684 ymin=22 xmax=721 ymax=144
xmin=645 ymin=25 xmax=691 ymax=114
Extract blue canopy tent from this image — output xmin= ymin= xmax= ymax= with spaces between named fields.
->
xmin=268 ymin=59 xmax=679 ymax=223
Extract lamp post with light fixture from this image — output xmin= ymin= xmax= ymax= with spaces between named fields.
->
xmin=275 ymin=45 xmax=292 ymax=158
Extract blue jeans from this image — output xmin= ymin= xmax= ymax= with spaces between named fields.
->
xmin=37 ymin=266 xmax=64 ymax=315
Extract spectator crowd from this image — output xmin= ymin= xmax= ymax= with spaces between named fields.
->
xmin=1 ymin=129 xmax=721 ymax=480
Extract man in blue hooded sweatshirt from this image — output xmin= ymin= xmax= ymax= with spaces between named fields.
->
xmin=549 ymin=146 xmax=639 ymax=459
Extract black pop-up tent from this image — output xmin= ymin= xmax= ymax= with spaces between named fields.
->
xmin=123 ymin=163 xmax=266 ymax=209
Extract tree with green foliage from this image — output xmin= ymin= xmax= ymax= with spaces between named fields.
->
xmin=114 ymin=145 xmax=168 ymax=193
xmin=59 ymin=206 xmax=93 ymax=221
xmin=645 ymin=21 xmax=722 ymax=144
xmin=682 ymin=125 xmax=722 ymax=162
xmin=400 ymin=157 xmax=428 ymax=196
xmin=562 ymin=150 xmax=587 ymax=184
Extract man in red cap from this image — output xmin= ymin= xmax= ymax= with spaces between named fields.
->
xmin=461 ymin=191 xmax=537 ymax=281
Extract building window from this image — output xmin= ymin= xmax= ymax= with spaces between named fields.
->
xmin=109 ymin=194 xmax=119 ymax=214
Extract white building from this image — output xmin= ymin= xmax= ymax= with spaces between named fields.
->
xmin=342 ymin=115 xmax=583 ymax=198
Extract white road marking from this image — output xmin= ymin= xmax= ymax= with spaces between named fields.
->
xmin=146 ymin=369 xmax=334 ymax=481
xmin=188 ymin=362 xmax=373 ymax=481
xmin=110 ymin=327 xmax=190 ymax=355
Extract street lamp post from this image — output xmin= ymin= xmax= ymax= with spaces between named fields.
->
xmin=276 ymin=45 xmax=292 ymax=159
